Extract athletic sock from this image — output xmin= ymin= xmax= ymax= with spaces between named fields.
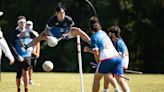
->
xmin=103 ymin=89 xmax=108 ymax=92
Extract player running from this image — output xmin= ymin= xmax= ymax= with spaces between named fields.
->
xmin=26 ymin=3 xmax=91 ymax=48
xmin=108 ymin=26 xmax=129 ymax=69
xmin=84 ymin=16 xmax=130 ymax=92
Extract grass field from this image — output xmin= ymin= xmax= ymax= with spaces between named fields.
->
xmin=0 ymin=72 xmax=164 ymax=92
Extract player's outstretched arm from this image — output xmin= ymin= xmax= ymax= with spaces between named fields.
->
xmin=70 ymin=27 xmax=91 ymax=44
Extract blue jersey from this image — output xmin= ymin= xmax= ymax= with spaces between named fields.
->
xmin=11 ymin=29 xmax=33 ymax=58
xmin=91 ymin=30 xmax=119 ymax=61
xmin=92 ymin=30 xmax=123 ymax=75
xmin=114 ymin=38 xmax=129 ymax=57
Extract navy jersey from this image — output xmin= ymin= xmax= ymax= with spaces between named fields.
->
xmin=91 ymin=30 xmax=119 ymax=61
xmin=46 ymin=15 xmax=74 ymax=33
xmin=11 ymin=29 xmax=34 ymax=58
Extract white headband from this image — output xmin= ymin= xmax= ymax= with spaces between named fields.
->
xmin=26 ymin=21 xmax=33 ymax=25
xmin=17 ymin=19 xmax=26 ymax=23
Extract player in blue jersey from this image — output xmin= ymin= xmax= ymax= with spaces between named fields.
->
xmin=26 ymin=3 xmax=91 ymax=48
xmin=10 ymin=16 xmax=35 ymax=92
xmin=103 ymin=26 xmax=130 ymax=92
xmin=108 ymin=26 xmax=129 ymax=69
xmin=84 ymin=17 xmax=130 ymax=92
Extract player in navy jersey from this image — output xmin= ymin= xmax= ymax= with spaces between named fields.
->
xmin=10 ymin=16 xmax=34 ymax=92
xmin=26 ymin=3 xmax=91 ymax=48
xmin=84 ymin=17 xmax=130 ymax=92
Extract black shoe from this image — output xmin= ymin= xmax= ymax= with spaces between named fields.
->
xmin=25 ymin=88 xmax=28 ymax=92
xmin=17 ymin=88 xmax=21 ymax=92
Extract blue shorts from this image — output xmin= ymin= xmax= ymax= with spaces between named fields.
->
xmin=48 ymin=27 xmax=71 ymax=39
xmin=97 ymin=56 xmax=123 ymax=75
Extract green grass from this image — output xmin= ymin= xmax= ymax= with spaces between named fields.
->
xmin=0 ymin=72 xmax=164 ymax=92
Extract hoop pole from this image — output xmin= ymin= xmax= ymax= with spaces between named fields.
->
xmin=77 ymin=35 xmax=84 ymax=92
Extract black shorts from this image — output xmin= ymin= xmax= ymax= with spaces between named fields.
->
xmin=31 ymin=54 xmax=37 ymax=66
xmin=16 ymin=57 xmax=31 ymax=79
xmin=16 ymin=57 xmax=31 ymax=71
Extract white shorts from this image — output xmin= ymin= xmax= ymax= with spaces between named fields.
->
xmin=122 ymin=56 xmax=129 ymax=69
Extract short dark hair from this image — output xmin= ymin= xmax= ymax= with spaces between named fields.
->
xmin=89 ymin=16 xmax=101 ymax=32
xmin=55 ymin=2 xmax=65 ymax=12
xmin=17 ymin=16 xmax=26 ymax=20
xmin=108 ymin=26 xmax=121 ymax=37
xmin=90 ymin=16 xmax=99 ymax=24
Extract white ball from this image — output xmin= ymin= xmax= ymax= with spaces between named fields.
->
xmin=42 ymin=61 xmax=54 ymax=72
xmin=0 ymin=11 xmax=3 ymax=16
xmin=47 ymin=36 xmax=58 ymax=47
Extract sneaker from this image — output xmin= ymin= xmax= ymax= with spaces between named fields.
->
xmin=17 ymin=88 xmax=21 ymax=92
xmin=29 ymin=80 xmax=35 ymax=85
xmin=115 ymin=89 xmax=121 ymax=92
xmin=25 ymin=88 xmax=28 ymax=92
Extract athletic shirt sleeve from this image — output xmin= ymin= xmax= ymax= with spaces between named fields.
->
xmin=91 ymin=35 xmax=99 ymax=51
xmin=117 ymin=39 xmax=127 ymax=54
xmin=0 ymin=30 xmax=14 ymax=61
xmin=46 ymin=16 xmax=57 ymax=29
xmin=65 ymin=15 xmax=75 ymax=27
xmin=10 ymin=29 xmax=20 ymax=58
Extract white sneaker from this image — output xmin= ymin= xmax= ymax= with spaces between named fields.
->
xmin=29 ymin=80 xmax=35 ymax=85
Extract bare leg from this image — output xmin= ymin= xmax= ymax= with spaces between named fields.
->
xmin=103 ymin=76 xmax=109 ymax=92
xmin=92 ymin=72 xmax=103 ymax=92
xmin=27 ymin=30 xmax=48 ymax=47
xmin=29 ymin=65 xmax=33 ymax=80
xmin=16 ymin=78 xmax=21 ymax=92
xmin=22 ymin=69 xmax=29 ymax=91
xmin=70 ymin=27 xmax=91 ymax=44
xmin=104 ymin=74 xmax=119 ymax=90
xmin=114 ymin=74 xmax=130 ymax=92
